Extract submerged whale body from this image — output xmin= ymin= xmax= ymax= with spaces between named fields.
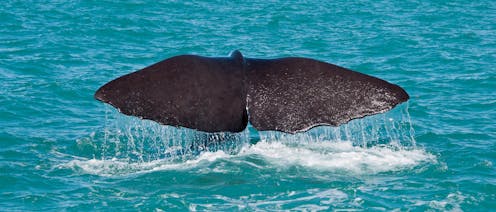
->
xmin=95 ymin=50 xmax=409 ymax=133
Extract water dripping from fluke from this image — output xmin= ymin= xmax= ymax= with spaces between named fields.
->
xmin=66 ymin=103 xmax=434 ymax=176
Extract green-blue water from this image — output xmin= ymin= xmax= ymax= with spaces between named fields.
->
xmin=1 ymin=1 xmax=495 ymax=210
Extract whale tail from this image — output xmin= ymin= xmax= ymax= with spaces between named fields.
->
xmin=95 ymin=51 xmax=409 ymax=133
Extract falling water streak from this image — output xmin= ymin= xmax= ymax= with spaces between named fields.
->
xmin=405 ymin=102 xmax=417 ymax=146
xmin=102 ymin=106 xmax=109 ymax=160
xmin=360 ymin=119 xmax=366 ymax=147
xmin=334 ymin=127 xmax=341 ymax=142
xmin=97 ymin=105 xmax=252 ymax=162
xmin=382 ymin=114 xmax=393 ymax=145
xmin=257 ymin=103 xmax=417 ymax=149
xmin=95 ymin=103 xmax=416 ymax=163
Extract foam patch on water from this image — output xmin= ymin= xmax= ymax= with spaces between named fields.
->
xmin=239 ymin=141 xmax=435 ymax=174
xmin=411 ymin=191 xmax=469 ymax=211
xmin=65 ymin=140 xmax=435 ymax=176
xmin=188 ymin=188 xmax=349 ymax=211
xmin=64 ymin=150 xmax=230 ymax=177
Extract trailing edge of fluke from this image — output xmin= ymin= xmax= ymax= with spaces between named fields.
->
xmin=95 ymin=50 xmax=409 ymax=133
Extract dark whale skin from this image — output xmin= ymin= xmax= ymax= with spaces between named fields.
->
xmin=95 ymin=51 xmax=409 ymax=133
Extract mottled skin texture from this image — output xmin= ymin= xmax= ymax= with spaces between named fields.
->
xmin=246 ymin=58 xmax=409 ymax=133
xmin=95 ymin=51 xmax=409 ymax=133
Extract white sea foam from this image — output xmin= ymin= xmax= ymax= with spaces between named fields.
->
xmin=64 ymin=150 xmax=231 ymax=177
xmin=411 ymin=191 xmax=468 ymax=211
xmin=249 ymin=188 xmax=348 ymax=209
xmin=187 ymin=188 xmax=348 ymax=211
xmin=65 ymin=139 xmax=435 ymax=177
xmin=238 ymin=140 xmax=435 ymax=174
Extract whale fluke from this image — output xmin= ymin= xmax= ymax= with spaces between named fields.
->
xmin=95 ymin=51 xmax=409 ymax=133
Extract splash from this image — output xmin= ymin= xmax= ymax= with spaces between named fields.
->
xmin=67 ymin=103 xmax=434 ymax=176
xmin=257 ymin=102 xmax=417 ymax=148
xmin=239 ymin=141 xmax=434 ymax=174
xmin=97 ymin=105 xmax=251 ymax=162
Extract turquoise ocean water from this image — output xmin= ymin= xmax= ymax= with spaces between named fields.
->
xmin=1 ymin=1 xmax=495 ymax=210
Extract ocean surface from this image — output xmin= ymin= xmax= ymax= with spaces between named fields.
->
xmin=1 ymin=1 xmax=495 ymax=211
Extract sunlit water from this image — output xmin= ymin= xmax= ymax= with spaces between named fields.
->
xmin=1 ymin=1 xmax=495 ymax=210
